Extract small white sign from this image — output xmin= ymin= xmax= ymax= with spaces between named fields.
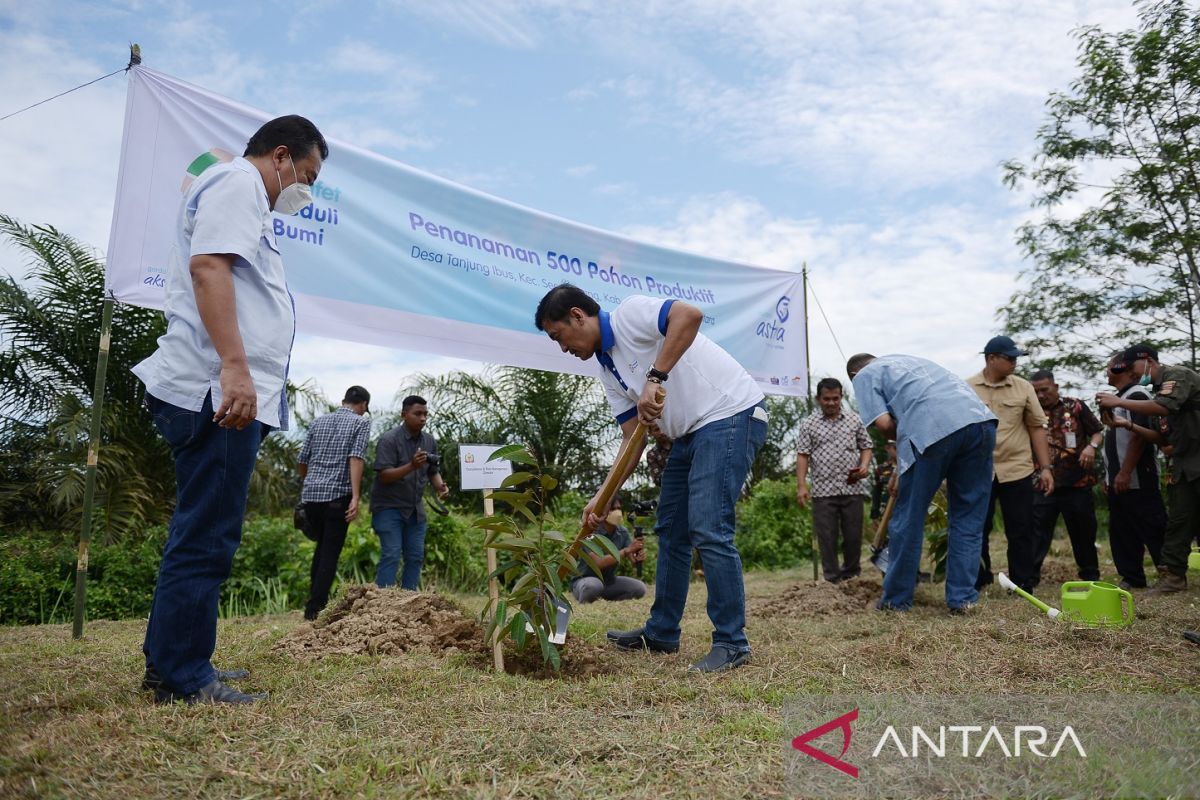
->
xmin=459 ymin=444 xmax=514 ymax=491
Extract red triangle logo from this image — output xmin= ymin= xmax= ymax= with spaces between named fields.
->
xmin=791 ymin=708 xmax=859 ymax=778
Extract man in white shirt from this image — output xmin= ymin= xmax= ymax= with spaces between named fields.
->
xmin=134 ymin=115 xmax=327 ymax=705
xmin=535 ymin=283 xmax=767 ymax=673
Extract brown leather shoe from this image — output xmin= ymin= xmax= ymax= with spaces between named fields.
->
xmin=1147 ymin=572 xmax=1187 ymax=595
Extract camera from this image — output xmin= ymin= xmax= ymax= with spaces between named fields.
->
xmin=424 ymin=452 xmax=440 ymax=467
xmin=631 ymin=499 xmax=657 ymax=517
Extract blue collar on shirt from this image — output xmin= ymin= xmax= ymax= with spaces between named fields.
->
xmin=594 ymin=310 xmax=629 ymax=391
xmin=598 ymin=310 xmax=615 ymax=354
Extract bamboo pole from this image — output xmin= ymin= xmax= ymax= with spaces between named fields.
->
xmin=483 ymin=489 xmax=504 ymax=673
xmin=802 ymin=265 xmax=818 ymax=582
xmin=73 ymin=296 xmax=115 ymax=639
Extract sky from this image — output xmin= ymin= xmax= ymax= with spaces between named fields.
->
xmin=0 ymin=0 xmax=1142 ymax=410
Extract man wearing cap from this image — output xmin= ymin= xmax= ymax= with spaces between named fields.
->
xmin=298 ymin=386 xmax=372 ymax=620
xmin=1100 ymin=352 xmax=1165 ymax=589
xmin=1028 ymin=369 xmax=1103 ymax=585
xmin=967 ymin=336 xmax=1053 ymax=593
xmin=1097 ymin=344 xmax=1200 ymax=594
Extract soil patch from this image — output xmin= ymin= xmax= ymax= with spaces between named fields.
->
xmin=272 ymin=584 xmax=487 ymax=660
xmin=752 ymin=576 xmax=882 ymax=617
xmin=494 ymin=635 xmax=620 ymax=680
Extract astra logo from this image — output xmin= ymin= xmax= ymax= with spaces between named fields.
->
xmin=792 ymin=708 xmax=859 ymax=778
xmin=776 ymin=295 xmax=791 ymax=324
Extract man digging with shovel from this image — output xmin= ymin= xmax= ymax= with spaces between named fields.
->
xmin=535 ymin=284 xmax=767 ymax=673
xmin=847 ymin=354 xmax=997 ymax=614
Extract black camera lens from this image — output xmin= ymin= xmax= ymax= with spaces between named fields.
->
xmin=425 ymin=453 xmax=440 ymax=466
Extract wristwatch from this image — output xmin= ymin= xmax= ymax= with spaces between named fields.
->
xmin=647 ymin=366 xmax=670 ymax=383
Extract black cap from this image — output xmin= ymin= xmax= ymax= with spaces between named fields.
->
xmin=983 ymin=335 xmax=1027 ymax=358
xmin=1121 ymin=343 xmax=1158 ymax=364
xmin=343 ymin=385 xmax=371 ymax=410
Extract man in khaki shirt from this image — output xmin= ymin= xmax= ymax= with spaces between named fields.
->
xmin=967 ymin=336 xmax=1054 ymax=593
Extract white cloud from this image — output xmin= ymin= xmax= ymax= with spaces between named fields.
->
xmin=622 ymin=194 xmax=1021 ymax=381
xmin=288 ymin=334 xmax=483 ymax=412
xmin=0 ymin=31 xmax=127 ymax=250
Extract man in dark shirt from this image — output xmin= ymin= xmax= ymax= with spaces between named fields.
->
xmin=1029 ymin=370 xmax=1103 ymax=584
xmin=371 ymin=395 xmax=449 ymax=589
xmin=1101 ymin=353 xmax=1166 ymax=588
xmin=571 ymin=498 xmax=648 ymax=603
xmin=1098 ymin=344 xmax=1200 ymax=594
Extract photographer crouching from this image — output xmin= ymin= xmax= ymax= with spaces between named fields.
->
xmin=570 ymin=496 xmax=648 ymax=604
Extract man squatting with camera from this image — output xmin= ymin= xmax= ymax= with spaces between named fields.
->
xmin=569 ymin=495 xmax=648 ymax=604
xmin=535 ymin=283 xmax=767 ymax=674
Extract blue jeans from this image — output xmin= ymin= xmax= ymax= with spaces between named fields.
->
xmin=644 ymin=403 xmax=767 ymax=653
xmin=142 ymin=392 xmax=266 ymax=694
xmin=373 ymin=508 xmax=426 ymax=590
xmin=880 ymin=420 xmax=996 ymax=610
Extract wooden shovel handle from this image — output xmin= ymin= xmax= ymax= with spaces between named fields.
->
xmin=558 ymin=387 xmax=665 ymax=579
xmin=872 ymin=485 xmax=897 ymax=549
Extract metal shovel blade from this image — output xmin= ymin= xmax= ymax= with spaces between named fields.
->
xmin=870 ymin=543 xmax=889 ymax=574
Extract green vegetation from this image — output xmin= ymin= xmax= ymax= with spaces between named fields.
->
xmin=1002 ymin=0 xmax=1200 ymax=378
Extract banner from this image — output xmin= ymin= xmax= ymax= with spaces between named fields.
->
xmin=106 ymin=67 xmax=808 ymax=396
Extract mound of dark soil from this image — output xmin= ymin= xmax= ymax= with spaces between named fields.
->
xmin=752 ymin=576 xmax=882 ymax=617
xmin=272 ymin=584 xmax=487 ymax=660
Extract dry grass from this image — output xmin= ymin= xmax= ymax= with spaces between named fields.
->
xmin=1 ymin=553 xmax=1197 ymax=799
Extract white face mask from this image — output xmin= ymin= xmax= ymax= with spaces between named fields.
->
xmin=274 ymin=157 xmax=312 ymax=215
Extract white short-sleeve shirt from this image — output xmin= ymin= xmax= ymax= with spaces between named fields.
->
xmin=597 ymin=295 xmax=763 ymax=439
xmin=132 ymin=157 xmax=296 ymax=429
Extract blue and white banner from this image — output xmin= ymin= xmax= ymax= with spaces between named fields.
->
xmin=106 ymin=67 xmax=808 ymax=396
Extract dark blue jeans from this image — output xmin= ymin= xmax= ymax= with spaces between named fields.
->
xmin=880 ymin=421 xmax=996 ymax=611
xmin=142 ymin=392 xmax=266 ymax=694
xmin=644 ymin=404 xmax=767 ymax=653
xmin=373 ymin=507 xmax=426 ymax=590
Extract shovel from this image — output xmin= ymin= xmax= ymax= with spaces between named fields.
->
xmin=869 ymin=491 xmax=896 ymax=574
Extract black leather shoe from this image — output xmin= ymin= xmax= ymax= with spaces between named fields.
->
xmin=142 ymin=666 xmax=250 ymax=691
xmin=606 ymin=627 xmax=679 ymax=653
xmin=687 ymin=647 xmax=751 ymax=674
xmin=154 ymin=679 xmax=267 ymax=705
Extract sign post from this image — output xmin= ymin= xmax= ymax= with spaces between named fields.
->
xmin=460 ymin=445 xmax=513 ymax=673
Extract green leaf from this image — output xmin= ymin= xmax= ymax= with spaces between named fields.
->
xmin=500 ymin=471 xmax=535 ymax=488
xmin=488 ymin=444 xmax=537 ymax=465
xmin=591 ymin=532 xmax=621 ymax=562
xmin=542 ymin=529 xmax=566 ymax=542
xmin=488 ymin=536 xmax=539 ymax=552
xmin=487 ymin=490 xmax=533 ymax=508
xmin=539 ymin=474 xmax=558 ymax=491
xmin=510 ymin=612 xmax=528 ymax=650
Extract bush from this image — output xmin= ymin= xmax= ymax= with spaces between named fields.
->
xmin=735 ymin=478 xmax=813 ymax=570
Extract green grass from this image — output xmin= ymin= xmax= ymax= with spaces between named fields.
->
xmin=1 ymin=554 xmax=1197 ymax=799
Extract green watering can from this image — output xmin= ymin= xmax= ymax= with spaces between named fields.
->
xmin=1188 ymin=546 xmax=1200 ymax=572
xmin=1059 ymin=581 xmax=1135 ymax=629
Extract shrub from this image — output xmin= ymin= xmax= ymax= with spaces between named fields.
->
xmin=735 ymin=478 xmax=813 ymax=570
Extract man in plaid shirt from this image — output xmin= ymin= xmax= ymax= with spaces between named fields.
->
xmin=796 ymin=377 xmax=873 ymax=583
xmin=299 ymin=386 xmax=371 ymax=620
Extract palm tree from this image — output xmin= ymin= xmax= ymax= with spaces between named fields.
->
xmin=411 ymin=366 xmax=619 ymax=505
xmin=0 ymin=215 xmax=172 ymax=539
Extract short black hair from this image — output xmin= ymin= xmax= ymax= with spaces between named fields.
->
xmin=1030 ymin=369 xmax=1055 ymax=383
xmin=244 ymin=115 xmax=329 ymax=161
xmin=401 ymin=395 xmax=427 ymax=412
xmin=343 ymin=385 xmax=371 ymax=405
xmin=815 ymin=377 xmax=843 ymax=396
xmin=846 ymin=353 xmax=876 ymax=377
xmin=534 ymin=283 xmax=600 ymax=331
